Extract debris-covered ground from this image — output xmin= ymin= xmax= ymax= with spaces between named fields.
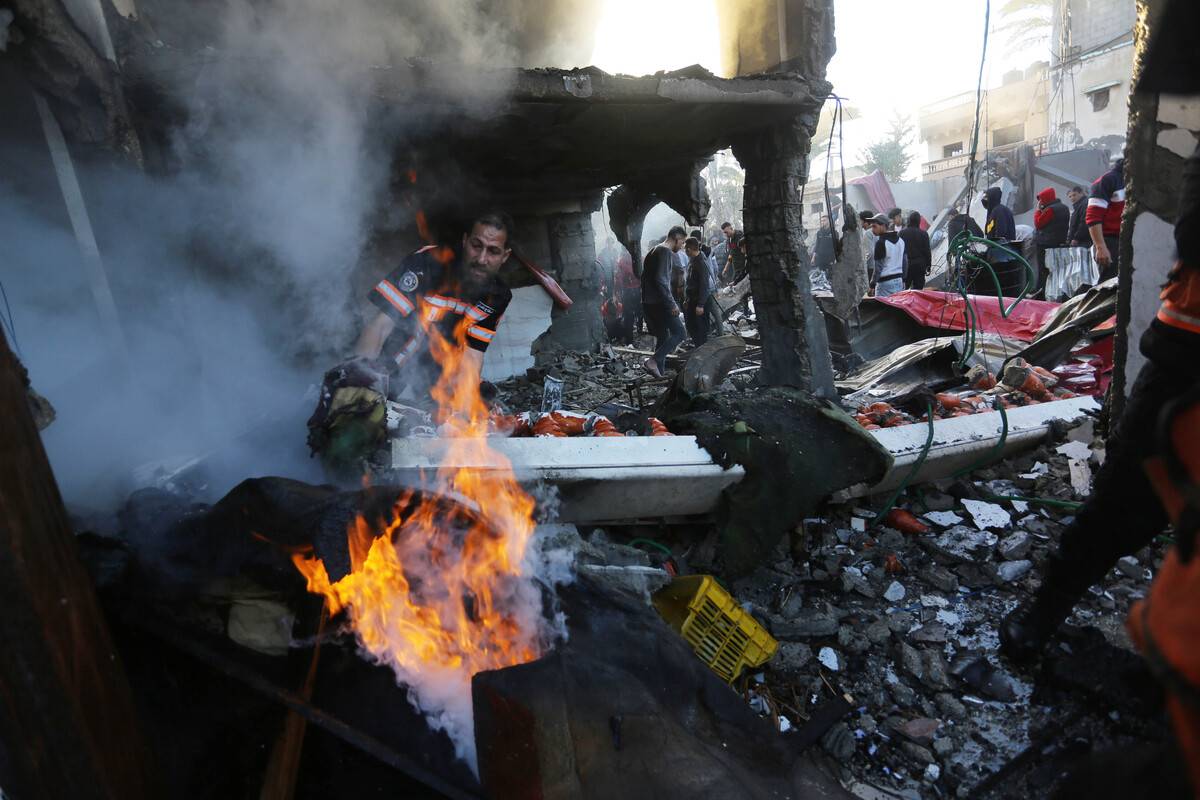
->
xmin=491 ymin=336 xmax=1173 ymax=799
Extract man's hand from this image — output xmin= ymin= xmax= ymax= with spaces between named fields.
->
xmin=1093 ymin=241 xmax=1112 ymax=268
xmin=694 ymin=306 xmax=705 ymax=316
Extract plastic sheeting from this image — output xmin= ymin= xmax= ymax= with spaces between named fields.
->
xmin=869 ymin=290 xmax=1063 ymax=342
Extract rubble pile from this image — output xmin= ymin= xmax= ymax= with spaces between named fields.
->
xmin=707 ymin=432 xmax=1169 ymax=797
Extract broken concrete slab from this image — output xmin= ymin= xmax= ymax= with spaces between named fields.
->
xmin=390 ymin=435 xmax=744 ymax=523
xmin=834 ymin=396 xmax=1099 ymax=500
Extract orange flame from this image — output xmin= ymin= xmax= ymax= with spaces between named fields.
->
xmin=292 ymin=296 xmax=546 ymax=766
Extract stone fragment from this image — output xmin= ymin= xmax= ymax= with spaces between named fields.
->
xmin=837 ymin=625 xmax=871 ymax=656
xmin=910 ymin=623 xmax=948 ymax=644
xmin=1117 ymin=556 xmax=1142 ymax=580
xmin=923 ymin=490 xmax=957 ymax=512
xmin=897 ymin=642 xmax=924 ymax=681
xmin=901 ymin=741 xmax=936 ymax=765
xmin=933 ymin=737 xmax=955 ymax=757
xmin=898 ymin=717 xmax=940 ymax=744
xmin=821 ymin=722 xmax=856 ymax=761
xmin=931 ymin=526 xmax=998 ymax=562
xmin=773 ymin=642 xmax=813 ymax=674
xmin=918 ymin=565 xmax=959 ymax=593
xmin=996 ymin=559 xmax=1033 ymax=583
xmin=818 ymin=647 xmax=841 ymax=671
xmin=924 ymin=764 xmax=941 ymax=782
xmin=780 ymin=590 xmax=804 ymax=618
xmin=883 ymin=581 xmax=906 ymax=602
xmin=774 ymin=609 xmax=839 ymax=639
xmin=890 ymin=682 xmax=917 ymax=707
xmin=886 ymin=611 xmax=916 ymax=633
xmin=934 ymin=693 xmax=967 ymax=720
xmin=997 ymin=532 xmax=1031 ymax=561
xmin=921 ymin=650 xmax=952 ymax=690
xmin=865 ymin=620 xmax=892 ymax=645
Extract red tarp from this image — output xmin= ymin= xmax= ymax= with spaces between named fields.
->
xmin=870 ymin=290 xmax=1063 ymax=342
xmin=848 ymin=170 xmax=897 ymax=218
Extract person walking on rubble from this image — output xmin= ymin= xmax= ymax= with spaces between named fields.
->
xmin=692 ymin=228 xmax=724 ymax=338
xmin=683 ymin=236 xmax=714 ymax=348
xmin=1000 ymin=142 xmax=1200 ymax=664
xmin=641 ymin=226 xmax=688 ymax=377
xmin=867 ymin=213 xmax=906 ymax=298
xmin=897 ymin=211 xmax=931 ymax=290
xmin=614 ymin=246 xmax=642 ymax=343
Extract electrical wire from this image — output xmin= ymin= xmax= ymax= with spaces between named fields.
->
xmin=871 ymin=400 xmax=936 ymax=528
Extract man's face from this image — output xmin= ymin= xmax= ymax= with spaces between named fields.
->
xmin=861 ymin=218 xmax=872 ymax=230
xmin=820 ymin=215 xmax=829 ymax=227
xmin=461 ymin=222 xmax=510 ymax=289
xmin=871 ymin=222 xmax=887 ymax=236
xmin=685 ymin=243 xmax=700 ymax=258
xmin=1067 ymin=189 xmax=1081 ymax=204
xmin=721 ymin=225 xmax=733 ymax=239
xmin=667 ymin=234 xmax=686 ymax=252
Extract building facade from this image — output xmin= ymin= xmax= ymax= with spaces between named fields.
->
xmin=1048 ymin=0 xmax=1137 ymax=152
xmin=918 ymin=62 xmax=1050 ymax=182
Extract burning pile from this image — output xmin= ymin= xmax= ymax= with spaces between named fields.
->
xmin=291 ymin=311 xmax=561 ymax=770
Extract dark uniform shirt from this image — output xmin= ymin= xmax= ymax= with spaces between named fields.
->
xmin=369 ymin=246 xmax=512 ymax=392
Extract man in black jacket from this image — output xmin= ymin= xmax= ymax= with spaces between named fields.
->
xmin=1066 ymin=185 xmax=1090 ymax=246
xmin=1033 ymin=186 xmax=1070 ymax=297
xmin=683 ymin=237 xmax=714 ymax=347
xmin=641 ymin=226 xmax=688 ymax=377
xmin=898 ymin=211 xmax=931 ymax=290
xmin=980 ymin=187 xmax=1025 ymax=297
xmin=814 ymin=215 xmax=836 ymax=277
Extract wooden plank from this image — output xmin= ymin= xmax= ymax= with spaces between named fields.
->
xmin=0 ymin=328 xmax=155 ymax=798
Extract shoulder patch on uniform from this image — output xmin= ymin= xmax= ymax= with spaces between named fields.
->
xmin=476 ymin=301 xmax=495 ymax=315
xmin=399 ymin=271 xmax=419 ymax=292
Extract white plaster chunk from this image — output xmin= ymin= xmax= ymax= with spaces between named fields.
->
xmin=961 ymin=499 xmax=1012 ymax=530
xmin=1157 ymin=127 xmax=1198 ymax=158
xmin=1157 ymin=95 xmax=1200 ymax=131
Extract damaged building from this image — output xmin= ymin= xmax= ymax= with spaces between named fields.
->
xmin=2 ymin=0 xmax=1200 ymax=798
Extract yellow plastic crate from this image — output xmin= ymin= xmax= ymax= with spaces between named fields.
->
xmin=653 ymin=574 xmax=778 ymax=683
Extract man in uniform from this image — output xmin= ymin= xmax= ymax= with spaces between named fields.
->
xmin=307 ymin=211 xmax=514 ymax=477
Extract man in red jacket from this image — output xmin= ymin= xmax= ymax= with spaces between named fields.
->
xmin=1086 ymin=158 xmax=1125 ymax=282
xmin=1033 ymin=187 xmax=1070 ymax=297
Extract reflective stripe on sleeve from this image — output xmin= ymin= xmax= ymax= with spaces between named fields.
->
xmin=375 ymin=280 xmax=414 ymax=316
xmin=1087 ymin=197 xmax=1109 ymax=209
xmin=467 ymin=325 xmax=495 ymax=343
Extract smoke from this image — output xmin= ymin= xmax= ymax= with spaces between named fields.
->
xmin=5 ymin=0 xmax=604 ymax=511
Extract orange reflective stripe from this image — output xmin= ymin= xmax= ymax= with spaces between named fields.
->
xmin=465 ymin=304 xmax=488 ymax=322
xmin=1158 ymin=304 xmax=1200 ymax=334
xmin=375 ymin=280 xmax=414 ymax=316
xmin=467 ymin=325 xmax=495 ymax=342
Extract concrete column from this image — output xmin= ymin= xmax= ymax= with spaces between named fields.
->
xmin=732 ymin=117 xmax=836 ymax=395
xmin=543 ymin=210 xmax=603 ymax=352
xmin=1111 ymin=0 xmax=1200 ymax=417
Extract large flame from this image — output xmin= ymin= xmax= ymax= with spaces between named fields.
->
xmin=292 ymin=299 xmax=547 ymax=769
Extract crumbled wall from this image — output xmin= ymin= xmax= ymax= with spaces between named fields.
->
xmin=1112 ymin=1 xmax=1200 ymax=413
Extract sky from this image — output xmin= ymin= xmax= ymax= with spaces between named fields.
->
xmin=589 ymin=0 xmax=1048 ymax=181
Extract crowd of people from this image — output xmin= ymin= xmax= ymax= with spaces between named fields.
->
xmin=593 ymin=154 xmax=1129 ymax=380
xmin=598 ymin=221 xmax=748 ymax=378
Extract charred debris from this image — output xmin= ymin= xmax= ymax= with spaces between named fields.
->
xmin=0 ymin=1 xmax=1173 ymax=799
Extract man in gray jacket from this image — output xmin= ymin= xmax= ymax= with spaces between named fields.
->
xmin=641 ymin=226 xmax=688 ymax=377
